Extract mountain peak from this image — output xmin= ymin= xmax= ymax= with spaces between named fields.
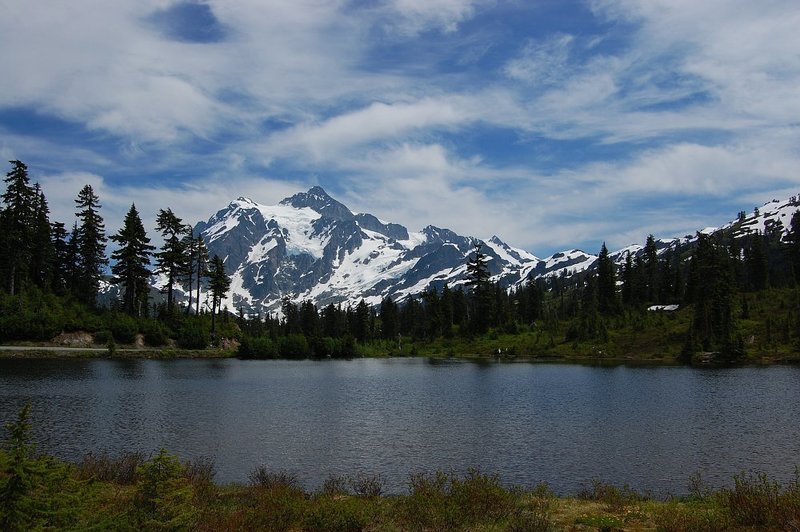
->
xmin=279 ymin=186 xmax=354 ymax=221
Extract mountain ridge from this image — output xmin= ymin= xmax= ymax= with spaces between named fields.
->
xmin=173 ymin=188 xmax=800 ymax=315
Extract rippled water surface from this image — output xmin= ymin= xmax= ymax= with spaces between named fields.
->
xmin=1 ymin=358 xmax=799 ymax=494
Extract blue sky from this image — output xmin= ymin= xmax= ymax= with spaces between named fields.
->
xmin=2 ymin=0 xmax=800 ymax=257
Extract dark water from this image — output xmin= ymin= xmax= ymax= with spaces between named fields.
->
xmin=1 ymin=358 xmax=799 ymax=495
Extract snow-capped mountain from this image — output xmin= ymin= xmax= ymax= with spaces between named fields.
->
xmin=193 ymin=187 xmax=546 ymax=314
xmin=148 ymin=188 xmax=800 ymax=315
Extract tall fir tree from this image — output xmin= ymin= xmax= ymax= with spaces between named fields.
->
xmin=1 ymin=160 xmax=36 ymax=294
xmin=643 ymin=234 xmax=659 ymax=302
xmin=28 ymin=185 xmax=55 ymax=291
xmin=194 ymin=235 xmax=209 ymax=315
xmin=208 ymin=254 xmax=231 ymax=338
xmin=596 ymin=242 xmax=619 ymax=314
xmin=74 ymin=184 xmax=107 ymax=306
xmin=110 ymin=204 xmax=155 ymax=316
xmin=155 ymin=208 xmax=189 ymax=311
xmin=50 ymin=221 xmax=70 ymax=296
xmin=466 ymin=242 xmax=493 ymax=334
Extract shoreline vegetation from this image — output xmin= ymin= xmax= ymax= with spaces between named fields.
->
xmin=2 ymin=408 xmax=800 ymax=531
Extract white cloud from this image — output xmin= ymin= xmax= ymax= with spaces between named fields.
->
xmin=266 ymin=97 xmax=478 ymax=160
xmin=380 ymin=0 xmax=491 ymax=34
xmin=504 ymin=34 xmax=574 ymax=85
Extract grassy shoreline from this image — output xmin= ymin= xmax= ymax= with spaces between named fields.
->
xmin=2 ymin=445 xmax=799 ymax=531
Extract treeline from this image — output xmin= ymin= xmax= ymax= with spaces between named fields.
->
xmin=239 ymin=209 xmax=800 ymax=363
xmin=0 ymin=160 xmax=232 ymax=346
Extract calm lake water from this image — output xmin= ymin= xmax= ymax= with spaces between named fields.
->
xmin=0 ymin=358 xmax=799 ymax=495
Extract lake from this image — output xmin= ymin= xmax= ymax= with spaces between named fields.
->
xmin=1 ymin=358 xmax=798 ymax=495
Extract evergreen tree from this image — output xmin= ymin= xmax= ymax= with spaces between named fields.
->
xmin=465 ymin=242 xmax=493 ymax=334
xmin=440 ymin=284 xmax=454 ymax=337
xmin=685 ymin=233 xmax=742 ymax=361
xmin=621 ymin=253 xmax=634 ymax=305
xmin=208 ymin=254 xmax=231 ymax=339
xmin=354 ymin=299 xmax=371 ymax=343
xmin=744 ymin=233 xmax=769 ymax=291
xmin=299 ymin=300 xmax=319 ymax=338
xmin=596 ymin=242 xmax=619 ymax=314
xmin=788 ymin=211 xmax=800 ymax=283
xmin=643 ymin=234 xmax=659 ymax=302
xmin=110 ymin=204 xmax=154 ymax=316
xmin=194 ymin=235 xmax=209 ymax=315
xmin=28 ymin=185 xmax=55 ymax=290
xmin=379 ymin=296 xmax=399 ymax=340
xmin=1 ymin=160 xmax=36 ymax=295
xmin=64 ymin=222 xmax=80 ymax=294
xmin=181 ymin=231 xmax=198 ymax=314
xmin=73 ymin=184 xmax=107 ymax=306
xmin=50 ymin=221 xmax=70 ymax=296
xmin=155 ymin=208 xmax=189 ymax=310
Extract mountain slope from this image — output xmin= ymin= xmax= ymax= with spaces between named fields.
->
xmin=193 ymin=187 xmax=544 ymax=313
xmin=169 ymin=189 xmax=800 ymax=315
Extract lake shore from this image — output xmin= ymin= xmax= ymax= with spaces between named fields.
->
xmin=2 ymin=444 xmax=798 ymax=531
xmin=3 ymin=342 xmax=800 ymax=366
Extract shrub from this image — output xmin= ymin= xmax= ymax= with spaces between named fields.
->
xmin=238 ymin=335 xmax=278 ymax=359
xmin=303 ymin=496 xmax=373 ymax=532
xmin=347 ymin=472 xmax=384 ymax=498
xmin=724 ymin=471 xmax=782 ymax=527
xmin=279 ymin=334 xmax=310 ymax=359
xmin=404 ymin=469 xmax=515 ymax=529
xmin=77 ymin=452 xmax=144 ymax=484
xmin=578 ymin=479 xmax=646 ymax=512
xmin=449 ymin=467 xmax=515 ymax=522
xmin=405 ymin=471 xmax=454 ymax=529
xmin=135 ymin=449 xmax=195 ymax=529
xmin=141 ymin=320 xmax=169 ymax=347
xmin=321 ymin=475 xmax=350 ymax=496
xmin=109 ymin=313 xmax=138 ymax=344
xmin=248 ymin=466 xmax=302 ymax=491
xmin=183 ymin=456 xmax=216 ymax=485
xmin=177 ymin=320 xmax=210 ymax=349
xmin=0 ymin=404 xmax=81 ymax=530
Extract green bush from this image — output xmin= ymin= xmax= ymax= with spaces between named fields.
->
xmin=141 ymin=320 xmax=169 ymax=347
xmin=108 ymin=313 xmax=138 ymax=344
xmin=449 ymin=467 xmax=515 ymax=522
xmin=723 ymin=471 xmax=791 ymax=527
xmin=279 ymin=334 xmax=310 ymax=359
xmin=303 ymin=496 xmax=373 ymax=532
xmin=238 ymin=335 xmax=278 ymax=359
xmin=177 ymin=320 xmax=210 ymax=349
xmin=77 ymin=452 xmax=144 ymax=484
xmin=135 ymin=449 xmax=195 ymax=529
